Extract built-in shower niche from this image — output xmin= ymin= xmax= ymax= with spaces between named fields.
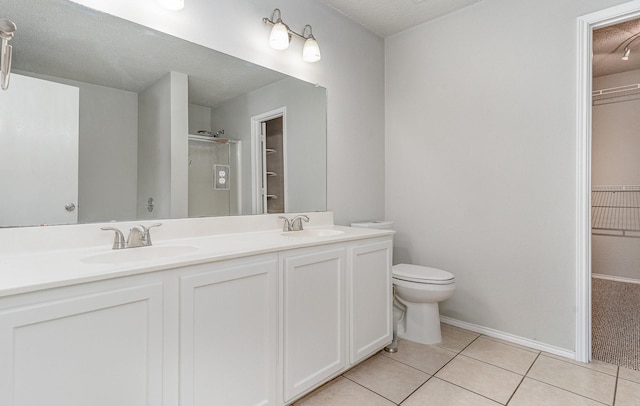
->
xmin=187 ymin=134 xmax=241 ymax=217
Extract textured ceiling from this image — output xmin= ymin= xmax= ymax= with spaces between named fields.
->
xmin=316 ymin=0 xmax=484 ymax=37
xmin=593 ymin=18 xmax=640 ymax=78
xmin=2 ymin=0 xmax=286 ymax=107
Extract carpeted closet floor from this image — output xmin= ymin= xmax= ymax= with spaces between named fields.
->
xmin=592 ymin=277 xmax=640 ymax=371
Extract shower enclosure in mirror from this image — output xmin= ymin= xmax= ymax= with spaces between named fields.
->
xmin=0 ymin=0 xmax=327 ymax=228
xmin=188 ymin=134 xmax=241 ymax=217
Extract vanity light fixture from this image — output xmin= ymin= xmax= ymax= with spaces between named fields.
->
xmin=156 ymin=0 xmax=184 ymax=11
xmin=263 ymin=9 xmax=321 ymax=62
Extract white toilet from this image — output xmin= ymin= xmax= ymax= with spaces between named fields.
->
xmin=350 ymin=221 xmax=456 ymax=345
xmin=392 ymin=263 xmax=455 ymax=344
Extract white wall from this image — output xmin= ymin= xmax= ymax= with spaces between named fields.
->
xmin=385 ymin=0 xmax=630 ymax=352
xmin=71 ymin=0 xmax=385 ymax=226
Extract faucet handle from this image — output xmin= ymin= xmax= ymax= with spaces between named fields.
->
xmin=143 ymin=223 xmax=162 ymax=246
xmin=101 ymin=226 xmax=125 ymax=250
xmin=278 ymin=216 xmax=291 ymax=232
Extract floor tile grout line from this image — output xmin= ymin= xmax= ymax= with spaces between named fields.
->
xmin=478 ymin=334 xmax=541 ymax=355
xmin=395 ymin=334 xmax=483 ymax=404
xmin=428 ymin=375 xmax=507 ymax=405
xmin=523 ymin=375 xmax=612 ymax=405
xmin=612 ymin=365 xmax=619 ymax=406
xmin=504 ymin=352 xmax=542 ymax=405
xmin=538 ymin=352 xmax=619 ymax=377
xmin=340 ymin=374 xmax=402 ymax=405
xmin=456 ymin=351 xmax=538 ymax=377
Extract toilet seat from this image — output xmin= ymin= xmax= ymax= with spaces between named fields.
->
xmin=392 ymin=264 xmax=454 ymax=285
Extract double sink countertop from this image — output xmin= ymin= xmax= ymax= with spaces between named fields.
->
xmin=0 ymin=212 xmax=394 ymax=298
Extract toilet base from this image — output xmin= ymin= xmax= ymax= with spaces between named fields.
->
xmin=396 ymin=298 xmax=443 ymax=345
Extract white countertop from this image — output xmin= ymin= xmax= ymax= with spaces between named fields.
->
xmin=0 ymin=216 xmax=393 ymax=297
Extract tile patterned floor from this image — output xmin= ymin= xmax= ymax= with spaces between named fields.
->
xmin=295 ymin=324 xmax=640 ymax=405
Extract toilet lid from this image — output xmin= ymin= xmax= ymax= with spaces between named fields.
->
xmin=392 ymin=264 xmax=454 ymax=284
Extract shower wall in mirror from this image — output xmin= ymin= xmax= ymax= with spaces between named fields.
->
xmin=0 ymin=0 xmax=327 ymax=228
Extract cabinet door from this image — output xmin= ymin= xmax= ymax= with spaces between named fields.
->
xmin=0 ymin=282 xmax=164 ymax=406
xmin=349 ymin=239 xmax=393 ymax=364
xmin=180 ymin=255 xmax=278 ymax=406
xmin=282 ymin=247 xmax=347 ymax=402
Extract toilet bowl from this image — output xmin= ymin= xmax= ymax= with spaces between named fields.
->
xmin=392 ymin=264 xmax=455 ymax=344
xmin=350 ymin=221 xmax=456 ymax=346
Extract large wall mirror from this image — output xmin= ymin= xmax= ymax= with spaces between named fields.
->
xmin=0 ymin=0 xmax=327 ymax=228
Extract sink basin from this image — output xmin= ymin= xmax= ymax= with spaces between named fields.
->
xmin=82 ymin=245 xmax=198 ymax=264
xmin=281 ymin=229 xmax=345 ymax=238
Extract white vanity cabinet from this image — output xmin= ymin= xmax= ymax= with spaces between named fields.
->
xmin=0 ymin=274 xmax=167 ymax=406
xmin=281 ymin=246 xmax=348 ymax=403
xmin=0 ymin=228 xmax=393 ymax=406
xmin=348 ymin=238 xmax=393 ymax=364
xmin=179 ymin=254 xmax=279 ymax=406
xmin=280 ymin=237 xmax=393 ymax=404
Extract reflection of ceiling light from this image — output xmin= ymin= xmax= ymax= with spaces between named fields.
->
xmin=622 ymin=47 xmax=631 ymax=61
xmin=263 ymin=9 xmax=321 ymax=63
xmin=156 ymin=0 xmax=184 ymax=11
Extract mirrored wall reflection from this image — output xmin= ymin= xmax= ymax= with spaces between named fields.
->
xmin=0 ymin=0 xmax=327 ymax=228
xmin=188 ymin=136 xmax=241 ymax=218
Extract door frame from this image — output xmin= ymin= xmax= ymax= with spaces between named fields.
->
xmin=250 ymin=107 xmax=288 ymax=214
xmin=575 ymin=0 xmax=640 ymax=363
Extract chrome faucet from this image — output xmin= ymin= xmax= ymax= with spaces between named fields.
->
xmin=101 ymin=223 xmax=162 ymax=249
xmin=279 ymin=215 xmax=310 ymax=232
xmin=291 ymin=215 xmax=310 ymax=231
xmin=278 ymin=216 xmax=292 ymax=232
xmin=100 ymin=226 xmax=126 ymax=249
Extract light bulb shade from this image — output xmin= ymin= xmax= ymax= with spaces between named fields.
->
xmin=622 ymin=47 xmax=631 ymax=61
xmin=270 ymin=22 xmax=290 ymax=50
xmin=156 ymin=0 xmax=184 ymax=10
xmin=302 ymin=37 xmax=321 ymax=62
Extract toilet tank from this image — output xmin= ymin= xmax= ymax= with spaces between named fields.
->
xmin=350 ymin=221 xmax=394 ymax=230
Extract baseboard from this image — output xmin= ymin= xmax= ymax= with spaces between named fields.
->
xmin=440 ymin=316 xmax=576 ymax=360
xmin=592 ymin=273 xmax=640 ymax=285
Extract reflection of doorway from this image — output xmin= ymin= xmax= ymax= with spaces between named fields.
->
xmin=577 ymin=1 xmax=640 ymax=364
xmin=251 ymin=108 xmax=288 ymax=214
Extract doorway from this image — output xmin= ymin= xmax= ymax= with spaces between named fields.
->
xmin=251 ymin=108 xmax=288 ymax=214
xmin=576 ymin=0 xmax=640 ymax=363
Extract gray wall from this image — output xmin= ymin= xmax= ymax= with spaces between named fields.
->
xmin=16 ymin=71 xmax=138 ymax=223
xmin=385 ymin=0 xmax=631 ymax=351
xmin=138 ymin=71 xmax=189 ymax=219
xmin=210 ymin=77 xmax=327 ymax=215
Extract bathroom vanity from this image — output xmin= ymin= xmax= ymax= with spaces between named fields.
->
xmin=0 ymin=213 xmax=393 ymax=406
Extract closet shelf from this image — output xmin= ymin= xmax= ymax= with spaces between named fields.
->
xmin=592 ymin=186 xmax=640 ymax=236
xmin=266 ymin=148 xmax=276 ymax=154
xmin=266 ymin=171 xmax=277 ymax=177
